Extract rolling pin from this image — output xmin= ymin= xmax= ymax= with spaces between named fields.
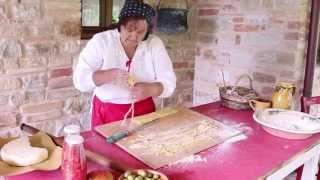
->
xmin=20 ymin=123 xmax=128 ymax=173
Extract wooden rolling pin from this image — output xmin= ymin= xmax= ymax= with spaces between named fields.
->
xmin=20 ymin=123 xmax=128 ymax=173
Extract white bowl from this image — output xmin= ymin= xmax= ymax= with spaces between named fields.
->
xmin=253 ymin=109 xmax=320 ymax=139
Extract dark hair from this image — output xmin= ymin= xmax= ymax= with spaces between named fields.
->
xmin=106 ymin=16 xmax=152 ymax=41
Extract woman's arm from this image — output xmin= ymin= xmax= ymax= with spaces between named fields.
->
xmin=74 ymin=33 xmax=130 ymax=91
xmin=73 ymin=34 xmax=104 ymax=92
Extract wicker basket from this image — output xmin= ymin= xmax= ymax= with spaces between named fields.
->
xmin=219 ymin=75 xmax=259 ymax=110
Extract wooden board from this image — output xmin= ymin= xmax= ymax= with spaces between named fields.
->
xmin=95 ymin=107 xmax=241 ymax=169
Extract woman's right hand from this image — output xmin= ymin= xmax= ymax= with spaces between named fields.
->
xmin=110 ymin=69 xmax=130 ymax=89
xmin=93 ymin=68 xmax=129 ymax=89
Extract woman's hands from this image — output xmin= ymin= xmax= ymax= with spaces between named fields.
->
xmin=93 ymin=69 xmax=163 ymax=100
xmin=130 ymin=82 xmax=163 ymax=101
xmin=93 ymin=68 xmax=129 ymax=89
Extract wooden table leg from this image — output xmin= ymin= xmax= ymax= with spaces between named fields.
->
xmin=296 ymin=165 xmax=303 ymax=180
xmin=265 ymin=143 xmax=320 ymax=180
xmin=301 ymin=149 xmax=320 ymax=180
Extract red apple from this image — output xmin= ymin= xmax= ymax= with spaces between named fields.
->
xmin=87 ymin=170 xmax=114 ymax=180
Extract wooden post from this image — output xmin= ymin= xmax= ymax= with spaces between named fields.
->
xmin=303 ymin=0 xmax=320 ymax=97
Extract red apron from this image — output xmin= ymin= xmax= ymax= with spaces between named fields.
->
xmin=91 ymin=96 xmax=155 ymax=128
xmin=91 ymin=58 xmax=156 ymax=128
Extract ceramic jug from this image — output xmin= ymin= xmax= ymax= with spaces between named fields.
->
xmin=271 ymin=82 xmax=295 ymax=109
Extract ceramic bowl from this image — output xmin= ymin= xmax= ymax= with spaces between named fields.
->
xmin=253 ymin=109 xmax=320 ymax=139
xmin=260 ymin=126 xmax=313 ymax=139
xmin=118 ymin=169 xmax=168 ymax=180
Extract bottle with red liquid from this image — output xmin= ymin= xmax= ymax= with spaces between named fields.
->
xmin=61 ymin=134 xmax=87 ymax=180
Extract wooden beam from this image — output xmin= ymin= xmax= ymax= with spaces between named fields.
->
xmin=303 ymin=0 xmax=320 ymax=97
xmin=100 ymin=0 xmax=113 ymax=26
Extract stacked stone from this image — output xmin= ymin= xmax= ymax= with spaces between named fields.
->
xmin=0 ymin=0 xmax=90 ymax=137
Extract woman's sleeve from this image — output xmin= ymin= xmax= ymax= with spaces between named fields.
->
xmin=151 ymin=37 xmax=177 ymax=98
xmin=73 ymin=34 xmax=104 ymax=92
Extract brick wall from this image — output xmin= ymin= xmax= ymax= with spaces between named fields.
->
xmin=0 ymin=0 xmax=91 ymax=137
xmin=194 ymin=0 xmax=310 ymax=108
xmin=155 ymin=31 xmax=196 ymax=107
xmin=148 ymin=0 xmax=197 ymax=107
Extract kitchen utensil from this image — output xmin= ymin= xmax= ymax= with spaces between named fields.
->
xmin=107 ymin=107 xmax=179 ymax=144
xmin=106 ymin=124 xmax=144 ymax=144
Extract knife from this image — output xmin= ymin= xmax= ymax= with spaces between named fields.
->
xmin=106 ymin=123 xmax=147 ymax=144
xmin=20 ymin=123 xmax=128 ymax=173
xmin=107 ymin=108 xmax=179 ymax=144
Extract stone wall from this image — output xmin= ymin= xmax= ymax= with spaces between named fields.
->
xmin=194 ymin=0 xmax=310 ymax=109
xmin=0 ymin=0 xmax=196 ymax=137
xmin=0 ymin=0 xmax=91 ymax=137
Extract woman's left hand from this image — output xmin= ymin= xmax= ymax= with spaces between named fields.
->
xmin=130 ymin=82 xmax=163 ymax=101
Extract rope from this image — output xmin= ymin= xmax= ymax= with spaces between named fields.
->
xmin=121 ymin=58 xmax=135 ymax=128
xmin=121 ymin=99 xmax=135 ymax=128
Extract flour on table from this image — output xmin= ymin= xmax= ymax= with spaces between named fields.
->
xmin=216 ymin=133 xmax=247 ymax=151
xmin=223 ymin=133 xmax=247 ymax=144
xmin=221 ymin=120 xmax=253 ymax=135
xmin=164 ymin=133 xmax=247 ymax=168
xmin=171 ymin=154 xmax=207 ymax=165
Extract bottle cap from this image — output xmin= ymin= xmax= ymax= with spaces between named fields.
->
xmin=63 ymin=124 xmax=81 ymax=135
xmin=65 ymin=134 xmax=84 ymax=145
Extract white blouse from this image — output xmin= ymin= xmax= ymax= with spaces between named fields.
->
xmin=73 ymin=29 xmax=176 ymax=104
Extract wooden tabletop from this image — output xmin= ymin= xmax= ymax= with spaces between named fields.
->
xmin=6 ymin=102 xmax=320 ymax=180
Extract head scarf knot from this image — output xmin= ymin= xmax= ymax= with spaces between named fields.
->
xmin=119 ymin=0 xmax=156 ymax=26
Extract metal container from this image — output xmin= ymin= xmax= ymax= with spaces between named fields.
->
xmin=156 ymin=0 xmax=189 ymax=33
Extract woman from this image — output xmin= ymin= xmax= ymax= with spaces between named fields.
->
xmin=73 ymin=0 xmax=176 ymax=128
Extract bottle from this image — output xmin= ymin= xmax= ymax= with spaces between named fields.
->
xmin=61 ymin=135 xmax=87 ymax=180
xmin=63 ymin=124 xmax=81 ymax=136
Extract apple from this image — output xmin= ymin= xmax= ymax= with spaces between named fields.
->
xmin=87 ymin=170 xmax=114 ymax=180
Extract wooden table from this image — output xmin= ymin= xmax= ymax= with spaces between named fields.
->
xmin=4 ymin=102 xmax=320 ymax=180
